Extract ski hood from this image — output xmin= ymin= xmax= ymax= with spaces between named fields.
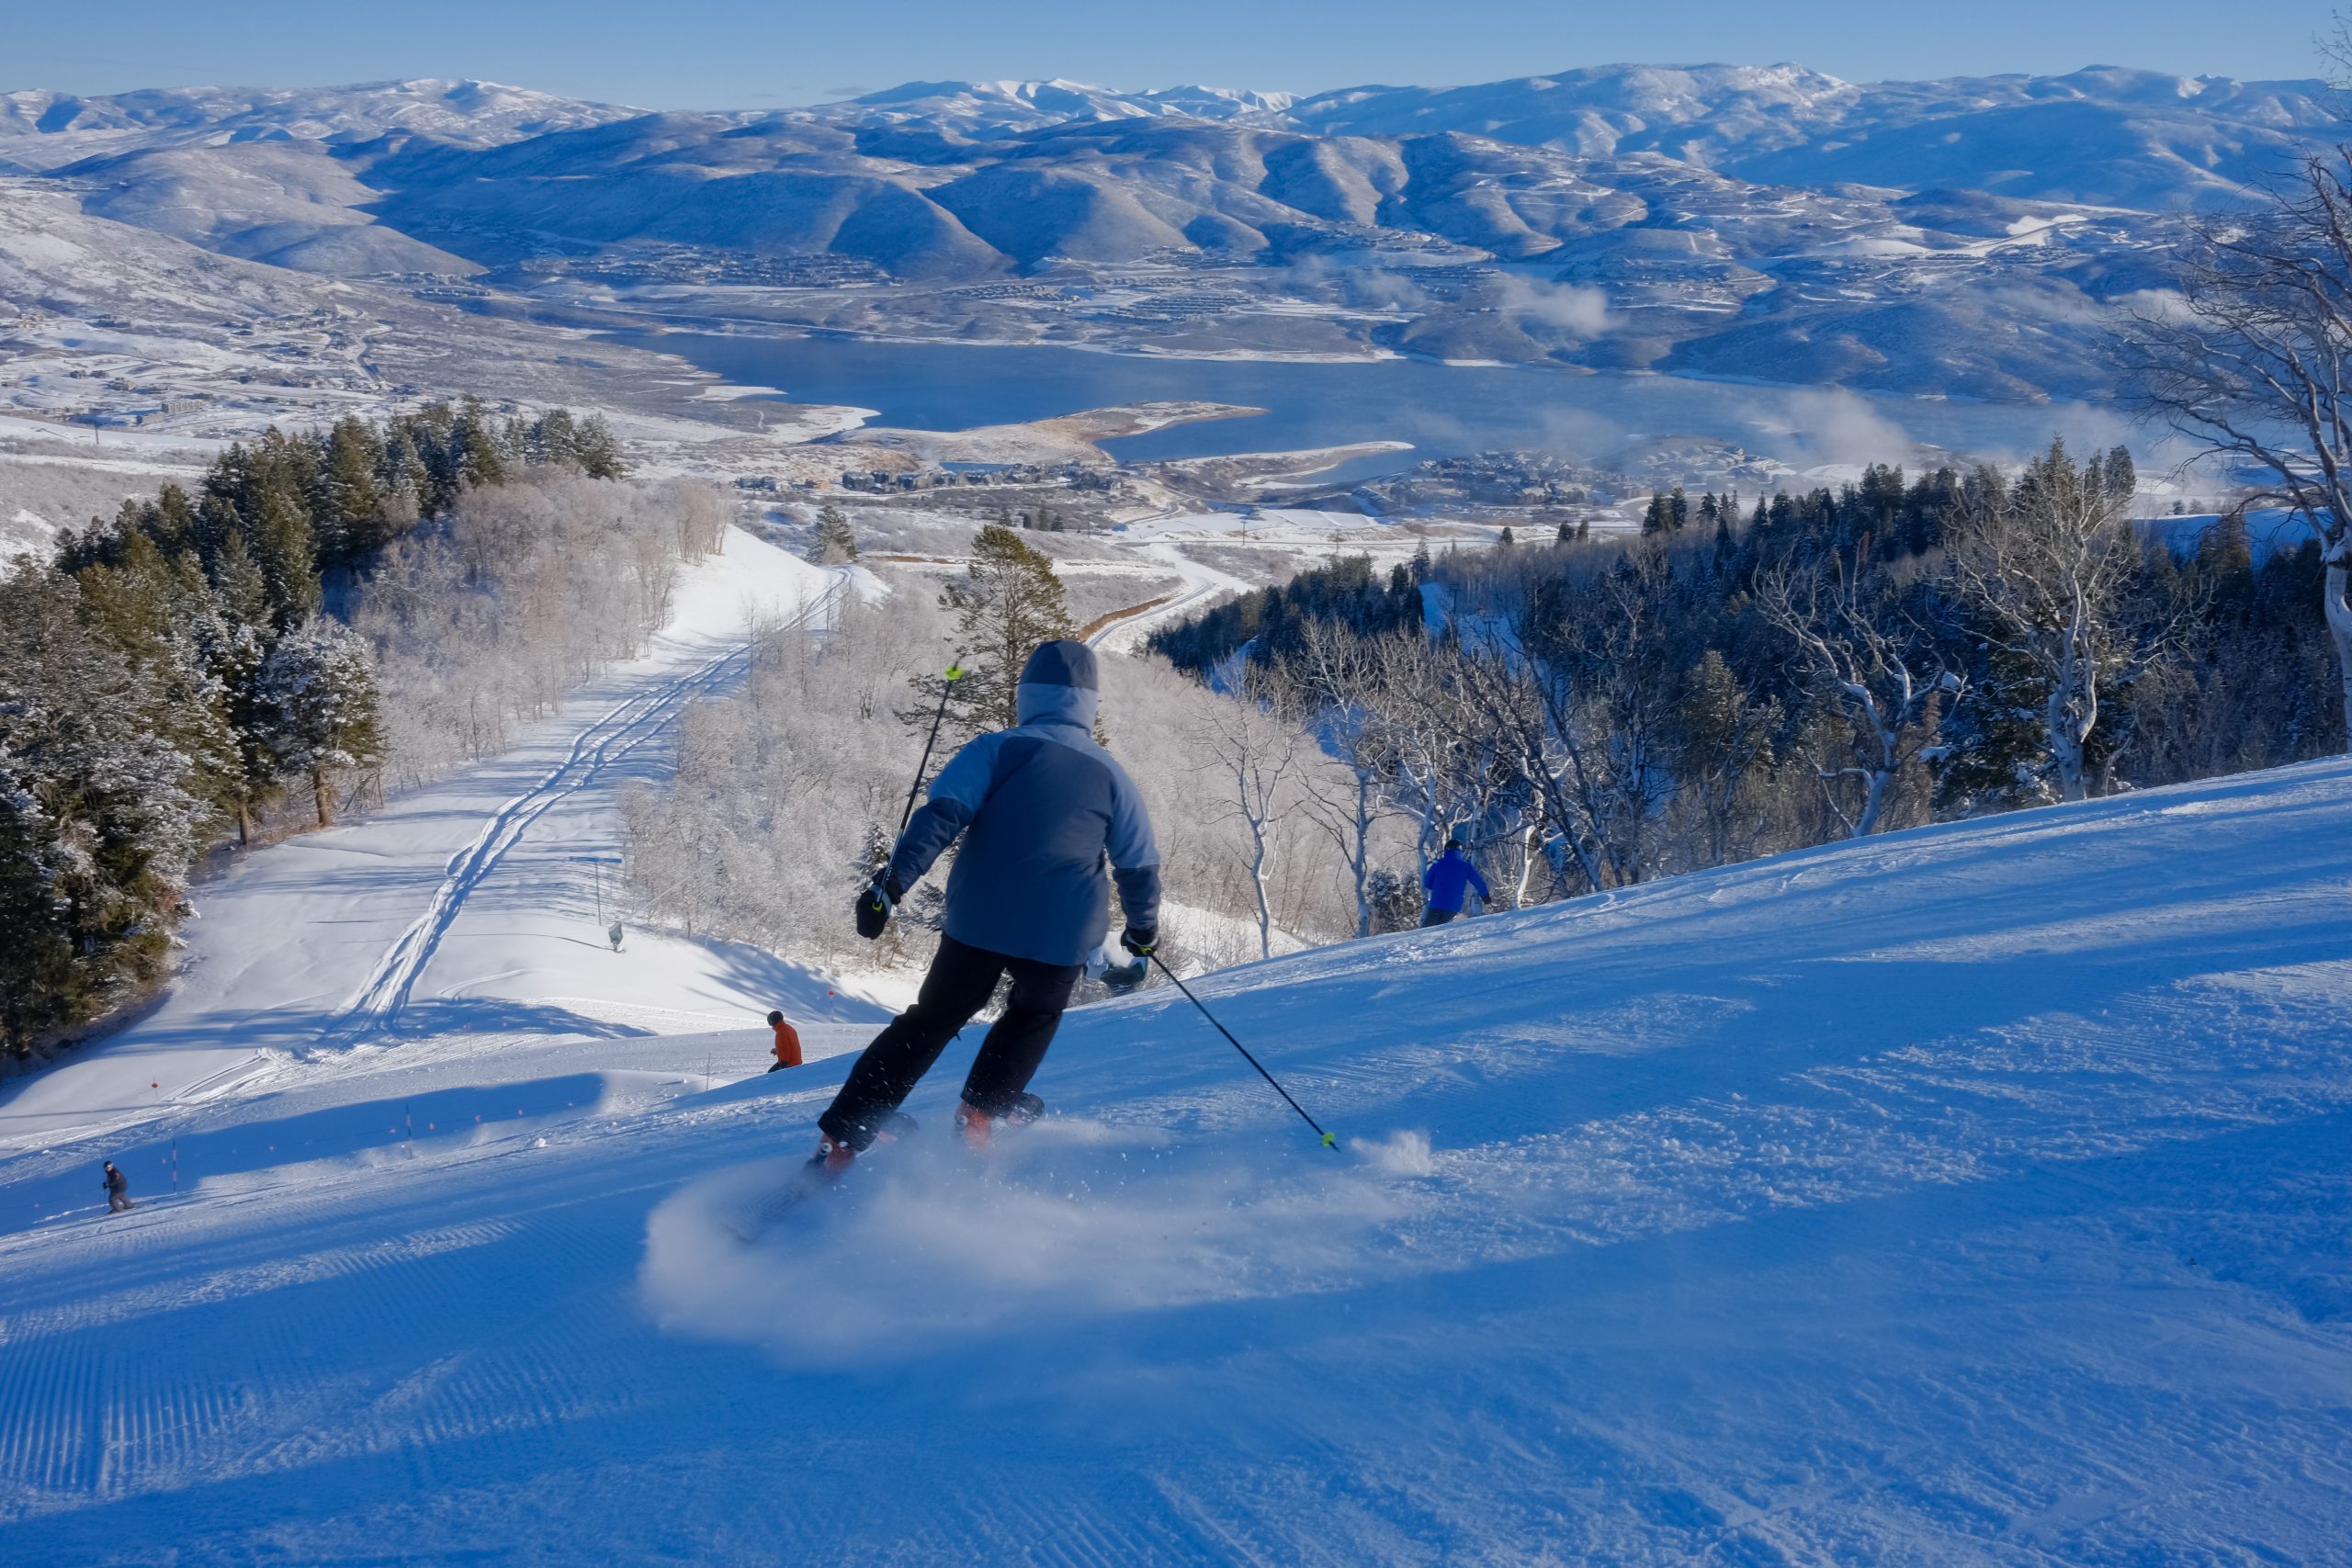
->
xmin=1015 ymin=639 xmax=1098 ymax=731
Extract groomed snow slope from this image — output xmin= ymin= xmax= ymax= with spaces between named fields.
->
xmin=4 ymin=760 xmax=2350 ymax=1562
xmin=0 ymin=521 xmax=880 ymax=1152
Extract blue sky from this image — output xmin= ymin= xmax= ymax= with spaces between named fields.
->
xmin=8 ymin=0 xmax=2339 ymax=106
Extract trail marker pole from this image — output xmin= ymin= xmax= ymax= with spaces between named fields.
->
xmin=1148 ymin=955 xmax=1337 ymax=1150
xmin=571 ymin=853 xmax=623 ymax=941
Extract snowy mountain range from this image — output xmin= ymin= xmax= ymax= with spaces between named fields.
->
xmin=1 ymin=65 xmax=2344 ymax=400
xmin=0 ymin=78 xmax=643 ymax=169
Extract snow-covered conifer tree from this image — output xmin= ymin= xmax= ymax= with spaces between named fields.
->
xmin=257 ymin=620 xmax=386 ymax=827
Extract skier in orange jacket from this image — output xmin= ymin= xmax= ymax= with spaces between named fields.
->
xmin=765 ymin=1010 xmax=802 ymax=1072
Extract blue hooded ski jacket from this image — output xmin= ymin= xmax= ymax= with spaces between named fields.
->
xmin=1422 ymin=848 xmax=1489 ymax=914
xmin=886 ymin=640 xmax=1161 ymax=966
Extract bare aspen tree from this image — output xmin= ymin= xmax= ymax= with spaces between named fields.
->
xmin=1441 ymin=549 xmax=1679 ymax=892
xmin=1443 ymin=633 xmax=1615 ymax=893
xmin=1375 ymin=632 xmax=1492 ymax=877
xmin=1189 ymin=673 xmax=1304 ymax=961
xmin=1947 ymin=441 xmax=2181 ymax=803
xmin=2122 ymin=148 xmax=2352 ymax=744
xmin=1755 ymin=541 xmax=1959 ymax=836
xmin=1285 ymin=621 xmax=1393 ymax=939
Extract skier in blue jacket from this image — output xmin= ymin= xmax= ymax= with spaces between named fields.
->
xmin=1419 ymin=838 xmax=1488 ymax=926
xmin=815 ymin=639 xmax=1161 ymax=1167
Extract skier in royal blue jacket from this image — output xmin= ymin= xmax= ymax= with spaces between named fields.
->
xmin=1419 ymin=838 xmax=1488 ymax=926
xmin=814 ymin=639 xmax=1160 ymax=1168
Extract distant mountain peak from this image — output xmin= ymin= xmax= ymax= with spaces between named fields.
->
xmin=836 ymin=77 xmax=1295 ymax=130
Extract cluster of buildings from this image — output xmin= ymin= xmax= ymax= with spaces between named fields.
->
xmin=520 ymin=245 xmax=887 ymax=289
xmin=833 ymin=462 xmax=1116 ymax=494
xmin=1363 ymin=451 xmax=1618 ymax=510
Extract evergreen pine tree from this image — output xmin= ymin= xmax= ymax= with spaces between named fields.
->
xmin=453 ymin=400 xmax=508 ymax=491
xmin=151 ymin=484 xmax=198 ymax=556
xmin=814 ymin=504 xmax=860 ymax=564
xmin=198 ymin=531 xmax=284 ymax=844
xmin=315 ymin=416 xmax=388 ymax=566
xmin=0 ymin=565 xmax=205 ymax=1056
xmin=573 ymin=413 xmax=624 ymax=479
xmin=256 ymin=619 xmax=386 ymax=827
xmin=74 ymin=535 xmax=240 ymax=834
xmin=534 ymin=408 xmax=581 ymax=468
xmin=380 ymin=426 xmax=430 ymax=526
xmin=249 ymin=481 xmax=321 ymax=633
xmin=209 ymin=528 xmax=270 ymax=629
xmin=2099 ymin=445 xmax=2136 ymax=504
xmin=933 ymin=524 xmax=1077 ymax=737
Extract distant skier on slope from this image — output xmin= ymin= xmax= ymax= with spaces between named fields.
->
xmin=1420 ymin=838 xmax=1489 ymax=927
xmin=813 ymin=639 xmax=1160 ymax=1169
xmin=102 ymin=1160 xmax=132 ymax=1213
xmin=765 ymin=1010 xmax=802 ymax=1072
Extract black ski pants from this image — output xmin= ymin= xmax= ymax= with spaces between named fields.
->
xmin=819 ymin=934 xmax=1082 ymax=1150
xmin=1419 ymin=906 xmax=1461 ymax=927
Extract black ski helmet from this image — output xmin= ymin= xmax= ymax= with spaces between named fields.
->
xmin=766 ymin=1010 xmax=784 ymax=1026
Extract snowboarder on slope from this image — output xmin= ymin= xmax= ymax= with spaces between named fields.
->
xmin=765 ymin=1010 xmax=802 ymax=1072
xmin=102 ymin=1160 xmax=132 ymax=1213
xmin=814 ymin=639 xmax=1160 ymax=1168
xmin=1419 ymin=838 xmax=1489 ymax=927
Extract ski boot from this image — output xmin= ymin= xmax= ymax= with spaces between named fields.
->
xmin=955 ymin=1093 xmax=1045 ymax=1151
xmin=807 ymin=1133 xmax=857 ymax=1179
xmin=804 ymin=1111 xmax=918 ymax=1178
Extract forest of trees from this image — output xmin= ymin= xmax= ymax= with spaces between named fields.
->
xmin=622 ymin=524 xmax=1351 ymax=976
xmin=1147 ymin=440 xmax=2343 ymax=919
xmin=629 ymin=434 xmax=2347 ymax=991
xmin=0 ymin=400 xmax=693 ymax=1060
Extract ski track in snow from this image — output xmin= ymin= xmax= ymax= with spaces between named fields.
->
xmin=333 ymin=576 xmax=845 ymax=1042
xmin=328 ymin=642 xmax=751 ymax=1041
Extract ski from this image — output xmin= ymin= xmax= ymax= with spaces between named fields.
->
xmin=725 ymin=1111 xmax=917 ymax=1243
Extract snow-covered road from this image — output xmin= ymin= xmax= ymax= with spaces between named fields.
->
xmin=1084 ymin=538 xmax=1252 ymax=653
xmin=2 ymin=750 xmax=2346 ymax=1562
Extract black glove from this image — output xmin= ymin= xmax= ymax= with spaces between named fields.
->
xmin=1119 ymin=925 xmax=1157 ymax=958
xmin=854 ymin=877 xmax=904 ymax=941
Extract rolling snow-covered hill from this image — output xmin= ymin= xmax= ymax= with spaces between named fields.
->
xmin=2 ymin=722 xmax=2346 ymax=1559
xmin=4 ymin=63 xmax=2336 ymax=400
xmin=0 ymin=78 xmax=643 ymax=172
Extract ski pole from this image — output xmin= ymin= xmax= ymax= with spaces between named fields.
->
xmin=1149 ymin=954 xmax=1337 ymax=1149
xmin=899 ymin=658 xmax=967 ymax=832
